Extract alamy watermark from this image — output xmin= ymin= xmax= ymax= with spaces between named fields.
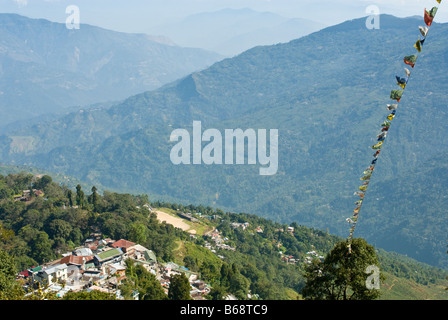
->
xmin=365 ymin=265 xmax=380 ymax=290
xmin=366 ymin=5 xmax=380 ymax=30
xmin=66 ymin=5 xmax=80 ymax=30
xmin=169 ymin=121 xmax=278 ymax=176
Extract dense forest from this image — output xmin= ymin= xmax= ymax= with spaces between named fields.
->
xmin=0 ymin=172 xmax=447 ymax=300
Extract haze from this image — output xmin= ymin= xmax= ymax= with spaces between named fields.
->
xmin=1 ymin=0 xmax=447 ymax=35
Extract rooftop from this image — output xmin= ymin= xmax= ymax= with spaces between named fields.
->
xmin=95 ymin=248 xmax=123 ymax=262
xmin=43 ymin=264 xmax=68 ymax=275
xmin=111 ymin=239 xmax=136 ymax=249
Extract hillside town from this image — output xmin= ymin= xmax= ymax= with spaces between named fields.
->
xmin=16 ymin=236 xmax=212 ymax=300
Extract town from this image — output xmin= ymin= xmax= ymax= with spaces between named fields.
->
xmin=17 ymin=235 xmax=213 ymax=300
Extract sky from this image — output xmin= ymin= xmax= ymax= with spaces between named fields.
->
xmin=0 ymin=0 xmax=447 ymax=35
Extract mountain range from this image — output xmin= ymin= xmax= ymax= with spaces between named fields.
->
xmin=0 ymin=14 xmax=447 ymax=269
xmin=0 ymin=13 xmax=223 ymax=129
xmin=151 ymin=8 xmax=326 ymax=56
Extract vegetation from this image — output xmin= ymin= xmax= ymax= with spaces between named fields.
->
xmin=0 ymin=250 xmax=25 ymax=300
xmin=1 ymin=16 xmax=447 ymax=270
xmin=0 ymin=172 xmax=446 ymax=300
xmin=0 ymin=172 xmax=183 ymax=271
xmin=63 ymin=290 xmax=116 ymax=300
xmin=302 ymin=238 xmax=384 ymax=300
xmin=121 ymin=259 xmax=167 ymax=300
xmin=168 ymin=273 xmax=192 ymax=300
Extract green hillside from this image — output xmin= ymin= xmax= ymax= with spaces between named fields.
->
xmin=0 ymin=172 xmax=446 ymax=300
xmin=0 ymin=13 xmax=223 ymax=129
xmin=1 ymin=15 xmax=447 ymax=269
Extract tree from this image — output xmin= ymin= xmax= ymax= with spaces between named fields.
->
xmin=63 ymin=290 xmax=116 ymax=300
xmin=208 ymin=284 xmax=227 ymax=300
xmin=183 ymin=255 xmax=199 ymax=272
xmin=0 ymin=250 xmax=25 ymax=300
xmin=229 ymin=273 xmax=250 ymax=299
xmin=67 ymin=190 xmax=74 ymax=207
xmin=128 ymin=222 xmax=147 ymax=245
xmin=219 ymin=263 xmax=234 ymax=288
xmin=199 ymin=261 xmax=220 ymax=284
xmin=168 ymin=273 xmax=192 ymax=300
xmin=75 ymin=185 xmax=85 ymax=208
xmin=0 ymin=224 xmax=14 ymax=243
xmin=89 ymin=186 xmax=99 ymax=211
xmin=29 ymin=231 xmax=55 ymax=264
xmin=33 ymin=175 xmax=52 ymax=190
xmin=47 ymin=219 xmax=73 ymax=240
xmin=302 ymin=238 xmax=384 ymax=300
xmin=122 ymin=259 xmax=167 ymax=300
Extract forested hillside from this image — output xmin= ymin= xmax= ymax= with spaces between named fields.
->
xmin=0 ymin=13 xmax=222 ymax=129
xmin=1 ymin=15 xmax=447 ymax=269
xmin=0 ymin=172 xmax=446 ymax=300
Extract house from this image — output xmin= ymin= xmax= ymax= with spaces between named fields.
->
xmin=34 ymin=190 xmax=44 ymax=197
xmin=230 ymin=222 xmax=249 ymax=230
xmin=177 ymin=212 xmax=199 ymax=222
xmin=107 ymin=263 xmax=126 ymax=276
xmin=111 ymin=239 xmax=136 ymax=254
xmin=128 ymin=244 xmax=157 ymax=265
xmin=18 ymin=270 xmax=30 ymax=280
xmin=15 ymin=189 xmax=44 ymax=202
xmin=46 ymin=284 xmax=70 ymax=298
xmin=73 ymin=247 xmax=94 ymax=257
xmin=35 ymin=264 xmax=68 ymax=286
xmin=60 ymin=255 xmax=94 ymax=269
xmin=93 ymin=248 xmax=124 ymax=267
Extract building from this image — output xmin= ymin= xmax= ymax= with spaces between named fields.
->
xmin=128 ymin=244 xmax=157 ymax=266
xmin=34 ymin=264 xmax=68 ymax=286
xmin=111 ymin=239 xmax=136 ymax=254
xmin=94 ymin=248 xmax=124 ymax=267
xmin=60 ymin=255 xmax=94 ymax=269
xmin=73 ymin=247 xmax=94 ymax=257
xmin=107 ymin=263 xmax=125 ymax=275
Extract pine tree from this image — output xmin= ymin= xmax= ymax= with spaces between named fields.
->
xmin=75 ymin=185 xmax=85 ymax=208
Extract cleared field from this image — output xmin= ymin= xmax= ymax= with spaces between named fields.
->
xmin=155 ymin=210 xmax=196 ymax=234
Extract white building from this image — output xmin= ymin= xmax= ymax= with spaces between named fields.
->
xmin=35 ymin=264 xmax=68 ymax=286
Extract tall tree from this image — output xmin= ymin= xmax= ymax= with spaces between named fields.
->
xmin=67 ymin=190 xmax=73 ymax=207
xmin=89 ymin=186 xmax=99 ymax=211
xmin=168 ymin=273 xmax=192 ymax=300
xmin=75 ymin=185 xmax=85 ymax=208
xmin=302 ymin=238 xmax=383 ymax=300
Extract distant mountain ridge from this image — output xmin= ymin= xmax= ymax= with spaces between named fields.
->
xmin=0 ymin=13 xmax=223 ymax=129
xmin=151 ymin=8 xmax=326 ymax=56
xmin=1 ymin=15 xmax=447 ymax=269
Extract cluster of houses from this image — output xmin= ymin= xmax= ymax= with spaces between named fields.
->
xmin=280 ymin=249 xmax=324 ymax=265
xmin=17 ymin=237 xmax=211 ymax=300
xmin=275 ymin=226 xmax=295 ymax=234
xmin=281 ymin=254 xmax=298 ymax=264
xmin=13 ymin=189 xmax=44 ymax=202
xmin=203 ymin=229 xmax=236 ymax=254
xmin=304 ymin=250 xmax=325 ymax=264
xmin=230 ymin=222 xmax=250 ymax=230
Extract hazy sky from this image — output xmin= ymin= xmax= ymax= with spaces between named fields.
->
xmin=1 ymin=0 xmax=446 ymax=34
